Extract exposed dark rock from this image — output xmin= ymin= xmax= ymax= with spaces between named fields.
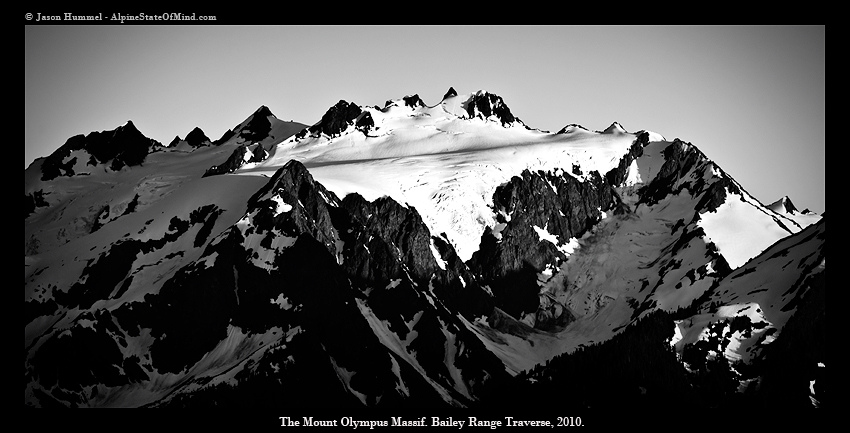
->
xmin=636 ymin=139 xmax=740 ymax=210
xmin=355 ymin=111 xmax=375 ymax=134
xmin=242 ymin=233 xmax=417 ymax=407
xmin=212 ymin=128 xmax=235 ymax=145
xmin=40 ymin=121 xmax=162 ymax=181
xmin=464 ymin=131 xmax=653 ymax=325
xmin=696 ymin=177 xmax=741 ymax=213
xmin=143 ymin=227 xmax=464 ymax=408
xmin=184 ymin=127 xmax=211 ymax=148
xmin=308 ymin=100 xmax=363 ymax=137
xmin=41 ymin=148 xmax=80 ymax=179
xmin=25 ymin=190 xmax=49 ymax=218
xmin=237 ymin=106 xmax=274 ymax=143
xmin=246 ymin=159 xmax=341 ymax=255
xmin=138 ymin=233 xmax=241 ymax=374
xmin=605 ymin=131 xmax=648 ymax=186
xmin=468 ymin=167 xmax=615 ymax=322
xmin=780 ymin=196 xmax=799 ymax=213
xmin=25 ymin=298 xmax=59 ymax=326
xmin=121 ymin=194 xmax=141 ymax=216
xmin=332 ymin=194 xmax=507 ymax=399
xmin=203 ymin=143 xmax=268 ymax=177
xmin=340 ymin=194 xmax=438 ymax=286
xmin=572 ymin=164 xmax=582 ymax=176
xmin=465 ymin=92 xmax=516 ymax=125
xmin=403 ymin=94 xmax=425 ymax=108
xmin=29 ymin=308 xmax=147 ymax=395
xmin=442 ymin=87 xmax=458 ymax=100
xmin=430 ymin=234 xmax=495 ymax=320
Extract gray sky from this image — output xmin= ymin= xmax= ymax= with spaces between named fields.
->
xmin=25 ymin=25 xmax=825 ymax=213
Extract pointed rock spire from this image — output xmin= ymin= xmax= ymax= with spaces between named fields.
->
xmin=781 ymin=196 xmax=799 ymax=213
xmin=253 ymin=105 xmax=274 ymax=118
xmin=184 ymin=127 xmax=211 ymax=148
xmin=442 ymin=87 xmax=458 ymax=100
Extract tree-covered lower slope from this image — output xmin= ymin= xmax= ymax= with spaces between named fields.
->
xmin=477 ymin=277 xmax=826 ymax=420
xmin=478 ymin=310 xmax=692 ymax=411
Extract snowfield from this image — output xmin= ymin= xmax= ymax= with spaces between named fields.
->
xmin=244 ymin=91 xmax=641 ymax=261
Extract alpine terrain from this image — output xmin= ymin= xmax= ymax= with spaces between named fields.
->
xmin=25 ymin=88 xmax=825 ymax=414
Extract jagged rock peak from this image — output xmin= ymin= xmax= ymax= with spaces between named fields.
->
xmin=247 ymin=159 xmax=318 ymax=208
xmin=780 ymin=196 xmax=798 ymax=213
xmin=442 ymin=87 xmax=458 ymax=100
xmin=306 ymin=100 xmax=364 ymax=138
xmin=184 ymin=127 xmax=211 ymax=148
xmin=108 ymin=120 xmax=150 ymax=142
xmin=245 ymin=158 xmax=343 ymax=236
xmin=253 ymin=105 xmax=274 ymax=118
xmin=39 ymin=120 xmax=162 ymax=181
xmin=464 ymin=90 xmax=517 ymax=125
xmin=120 ymin=119 xmax=136 ymax=130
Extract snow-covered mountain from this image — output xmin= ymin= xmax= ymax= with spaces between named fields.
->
xmin=25 ymin=89 xmax=825 ymax=412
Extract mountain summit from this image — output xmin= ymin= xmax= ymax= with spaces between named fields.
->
xmin=36 ymin=120 xmax=162 ymax=181
xmin=25 ymin=89 xmax=825 ymax=413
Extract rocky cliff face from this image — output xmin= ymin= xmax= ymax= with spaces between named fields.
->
xmin=465 ymin=91 xmax=518 ymax=125
xmin=468 ymin=168 xmax=610 ymax=323
xmin=468 ymin=132 xmax=649 ymax=327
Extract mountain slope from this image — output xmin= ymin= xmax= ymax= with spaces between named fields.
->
xmin=25 ymin=88 xmax=824 ymax=410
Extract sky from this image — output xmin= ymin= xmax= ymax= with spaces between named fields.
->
xmin=24 ymin=24 xmax=825 ymax=213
